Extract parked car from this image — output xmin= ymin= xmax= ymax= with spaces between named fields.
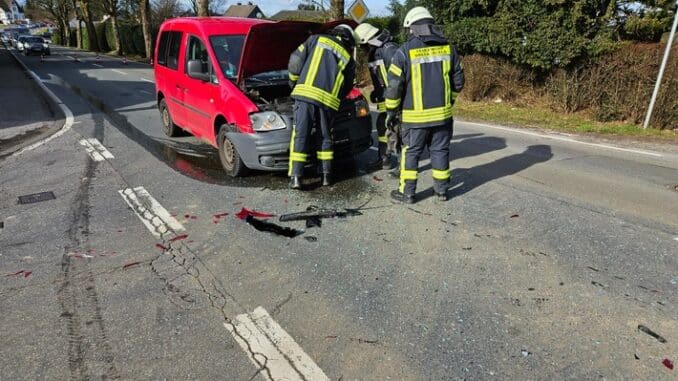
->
xmin=154 ymin=17 xmax=372 ymax=177
xmin=22 ymin=36 xmax=50 ymax=56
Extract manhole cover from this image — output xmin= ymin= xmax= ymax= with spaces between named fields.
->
xmin=18 ymin=191 xmax=56 ymax=204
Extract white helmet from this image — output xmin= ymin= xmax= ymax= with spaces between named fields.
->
xmin=332 ymin=24 xmax=359 ymax=45
xmin=403 ymin=6 xmax=434 ymax=28
xmin=354 ymin=23 xmax=380 ymax=45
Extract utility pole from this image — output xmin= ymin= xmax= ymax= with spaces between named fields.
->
xmin=643 ymin=4 xmax=678 ymax=129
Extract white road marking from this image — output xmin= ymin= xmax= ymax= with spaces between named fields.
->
xmin=5 ymin=51 xmax=74 ymax=159
xmin=111 ymin=69 xmax=127 ymax=75
xmin=118 ymin=187 xmax=184 ymax=238
xmin=79 ymin=138 xmax=114 ymax=161
xmin=139 ymin=78 xmax=154 ymax=83
xmin=92 ymin=63 xmax=104 ymax=68
xmin=460 ymin=121 xmax=663 ymax=158
xmin=225 ymin=307 xmax=329 ymax=381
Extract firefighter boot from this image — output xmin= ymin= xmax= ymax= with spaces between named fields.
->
xmin=322 ymin=173 xmax=332 ymax=187
xmin=290 ymin=176 xmax=303 ymax=190
xmin=390 ymin=190 xmax=415 ymax=204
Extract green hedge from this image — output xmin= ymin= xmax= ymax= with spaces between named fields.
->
xmin=56 ymin=20 xmax=155 ymax=57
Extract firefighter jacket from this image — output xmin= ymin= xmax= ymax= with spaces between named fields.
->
xmin=366 ymin=32 xmax=399 ymax=112
xmin=288 ymin=34 xmax=356 ymax=111
xmin=385 ymin=24 xmax=464 ymax=129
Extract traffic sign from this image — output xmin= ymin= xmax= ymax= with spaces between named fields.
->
xmin=348 ymin=0 xmax=370 ymax=23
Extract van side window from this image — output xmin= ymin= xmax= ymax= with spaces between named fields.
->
xmin=157 ymin=32 xmax=169 ymax=66
xmin=167 ymin=32 xmax=182 ymax=70
xmin=185 ymin=36 xmax=218 ymax=84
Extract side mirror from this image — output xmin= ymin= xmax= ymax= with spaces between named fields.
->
xmin=187 ymin=59 xmax=209 ymax=82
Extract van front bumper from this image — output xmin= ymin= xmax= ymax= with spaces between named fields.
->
xmin=227 ymin=114 xmax=372 ymax=172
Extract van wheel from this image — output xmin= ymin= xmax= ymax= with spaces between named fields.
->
xmin=217 ymin=124 xmax=247 ymax=177
xmin=159 ymin=99 xmax=180 ymax=137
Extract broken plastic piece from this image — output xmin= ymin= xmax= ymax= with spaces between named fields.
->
xmin=169 ymin=234 xmax=188 ymax=242
xmin=279 ymin=206 xmax=361 ymax=222
xmin=521 ymin=349 xmax=530 ymax=357
xmin=245 ymin=215 xmax=301 ymax=238
xmin=638 ymin=325 xmax=667 ymax=343
xmin=213 ymin=212 xmax=230 ymax=219
xmin=306 ymin=216 xmax=322 ymax=228
xmin=23 ymin=271 xmax=32 ymax=278
xmin=236 ymin=207 xmax=274 ymax=220
xmin=662 ymin=358 xmax=674 ymax=370
xmin=6 ymin=270 xmax=25 ymax=276
xmin=304 ymin=236 xmax=318 ymax=242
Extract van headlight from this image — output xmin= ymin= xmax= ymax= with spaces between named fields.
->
xmin=43 ymin=43 xmax=48 ymax=48
xmin=249 ymin=111 xmax=286 ymax=132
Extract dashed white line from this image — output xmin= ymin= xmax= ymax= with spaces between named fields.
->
xmin=460 ymin=121 xmax=663 ymax=158
xmin=111 ymin=69 xmax=127 ymax=75
xmin=92 ymin=63 xmax=104 ymax=68
xmin=225 ymin=307 xmax=329 ymax=381
xmin=139 ymin=78 xmax=154 ymax=83
xmin=118 ymin=187 xmax=184 ymax=238
xmin=79 ymin=138 xmax=114 ymax=162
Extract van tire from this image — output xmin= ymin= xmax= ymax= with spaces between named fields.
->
xmin=217 ymin=125 xmax=247 ymax=177
xmin=159 ymin=99 xmax=180 ymax=137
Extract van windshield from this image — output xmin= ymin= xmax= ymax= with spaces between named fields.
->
xmin=209 ymin=35 xmax=245 ymax=79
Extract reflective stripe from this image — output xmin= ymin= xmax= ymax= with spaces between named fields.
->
xmin=388 ymin=64 xmax=402 ymax=77
xmin=305 ymin=45 xmax=323 ymax=87
xmin=411 ymin=55 xmax=451 ymax=65
xmin=317 ymin=36 xmax=350 ymax=64
xmin=443 ymin=59 xmax=451 ymax=105
xmin=290 ymin=153 xmax=308 ymax=162
xmin=432 ymin=169 xmax=451 ymax=180
xmin=401 ymin=170 xmax=417 ymax=180
xmin=402 ymin=106 xmax=453 ymax=123
xmin=298 ymin=45 xmax=305 ymax=52
xmin=409 ymin=45 xmax=451 ymax=60
xmin=378 ymin=135 xmax=388 ymax=143
xmin=412 ymin=63 xmax=423 ymax=110
xmin=317 ymin=151 xmax=334 ymax=160
xmin=288 ymin=129 xmax=300 ymax=176
xmin=331 ymin=68 xmax=345 ymax=98
xmin=377 ymin=102 xmax=386 ymax=112
xmin=289 ymin=73 xmax=299 ymax=81
xmin=385 ymin=98 xmax=401 ymax=109
xmin=399 ymin=146 xmax=409 ymax=193
xmin=379 ymin=64 xmax=388 ymax=85
xmin=292 ymin=85 xmax=341 ymax=110
xmin=368 ymin=59 xmax=384 ymax=68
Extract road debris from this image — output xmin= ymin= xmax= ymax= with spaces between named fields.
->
xmin=6 ymin=270 xmax=32 ymax=278
xmin=245 ymin=215 xmax=302 ymax=238
xmin=521 ymin=349 xmax=531 ymax=357
xmin=236 ymin=207 xmax=275 ymax=220
xmin=169 ymin=234 xmax=188 ymax=242
xmin=510 ymin=214 xmax=519 ymax=218
xmin=372 ymin=175 xmax=383 ymax=182
xmin=123 ymin=261 xmax=141 ymax=269
xmin=304 ymin=236 xmax=318 ymax=242
xmin=155 ymin=243 xmax=169 ymax=251
xmin=325 ymin=335 xmax=338 ymax=340
xmin=279 ymin=205 xmax=362 ymax=222
xmin=663 ymin=358 xmax=674 ymax=370
xmin=638 ymin=325 xmax=667 ymax=343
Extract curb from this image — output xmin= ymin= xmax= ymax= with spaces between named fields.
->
xmin=0 ymin=43 xmax=74 ymax=161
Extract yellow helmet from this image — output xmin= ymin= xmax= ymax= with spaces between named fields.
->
xmin=355 ymin=23 xmax=380 ymax=45
xmin=403 ymin=6 xmax=433 ymax=28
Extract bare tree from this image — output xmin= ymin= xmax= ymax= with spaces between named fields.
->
xmin=30 ymin=0 xmax=72 ymax=45
xmin=152 ymin=0 xmax=183 ymax=24
xmin=100 ymin=0 xmax=123 ymax=54
xmin=330 ymin=0 xmax=344 ymax=20
xmin=140 ymin=0 xmax=153 ymax=58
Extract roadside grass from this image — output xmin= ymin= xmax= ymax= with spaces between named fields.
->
xmin=454 ymin=100 xmax=678 ymax=140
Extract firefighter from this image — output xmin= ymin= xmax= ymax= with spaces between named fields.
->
xmin=385 ymin=7 xmax=464 ymax=204
xmin=354 ymin=23 xmax=400 ymax=172
xmin=287 ymin=24 xmax=357 ymax=190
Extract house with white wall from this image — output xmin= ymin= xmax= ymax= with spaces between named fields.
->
xmin=0 ymin=1 xmax=25 ymax=25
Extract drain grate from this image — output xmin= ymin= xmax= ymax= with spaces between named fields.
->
xmin=18 ymin=191 xmax=56 ymax=205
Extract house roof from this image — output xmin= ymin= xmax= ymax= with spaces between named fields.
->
xmin=224 ymin=4 xmax=264 ymax=18
xmin=270 ymin=10 xmax=327 ymax=21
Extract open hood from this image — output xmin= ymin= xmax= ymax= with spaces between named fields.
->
xmin=237 ymin=20 xmax=357 ymax=87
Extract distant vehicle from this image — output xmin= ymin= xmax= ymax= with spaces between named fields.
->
xmin=22 ymin=36 xmax=50 ymax=56
xmin=15 ymin=35 xmax=32 ymax=52
xmin=154 ymin=17 xmax=371 ymax=177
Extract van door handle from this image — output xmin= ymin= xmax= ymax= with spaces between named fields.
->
xmin=175 ymin=84 xmax=182 ymax=90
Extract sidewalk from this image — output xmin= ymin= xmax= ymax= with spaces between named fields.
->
xmin=0 ymin=44 xmax=61 ymax=159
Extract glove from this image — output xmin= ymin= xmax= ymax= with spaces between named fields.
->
xmin=385 ymin=112 xmax=399 ymax=130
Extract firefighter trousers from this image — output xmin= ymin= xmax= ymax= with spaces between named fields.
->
xmin=399 ymin=123 xmax=452 ymax=196
xmin=376 ymin=112 xmax=401 ymax=158
xmin=289 ymin=100 xmax=335 ymax=177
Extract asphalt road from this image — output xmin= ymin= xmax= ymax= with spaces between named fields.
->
xmin=1 ymin=45 xmax=677 ymax=380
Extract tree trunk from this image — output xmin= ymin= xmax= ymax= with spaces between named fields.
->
xmin=110 ymin=15 xmax=122 ymax=55
xmin=140 ymin=0 xmax=152 ymax=59
xmin=197 ymin=0 xmax=209 ymax=17
xmin=76 ymin=19 xmax=82 ymax=49
xmin=80 ymin=1 xmax=100 ymax=51
xmin=330 ymin=0 xmax=344 ymax=20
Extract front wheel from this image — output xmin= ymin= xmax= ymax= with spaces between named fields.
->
xmin=217 ymin=124 xmax=247 ymax=177
xmin=159 ymin=99 xmax=180 ymax=137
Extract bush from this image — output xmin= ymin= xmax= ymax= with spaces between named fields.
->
xmin=460 ymin=54 xmax=538 ymax=104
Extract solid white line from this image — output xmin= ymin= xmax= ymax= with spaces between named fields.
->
xmin=460 ymin=121 xmax=663 ymax=158
xmin=86 ymin=138 xmax=114 ymax=159
xmin=5 ymin=52 xmax=74 ymax=159
xmin=79 ymin=139 xmax=105 ymax=162
xmin=139 ymin=78 xmax=154 ymax=83
xmin=118 ymin=187 xmax=184 ymax=238
xmin=92 ymin=63 xmax=104 ymax=68
xmin=225 ymin=307 xmax=329 ymax=381
xmin=111 ymin=69 xmax=127 ymax=75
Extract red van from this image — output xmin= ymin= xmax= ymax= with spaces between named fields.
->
xmin=154 ymin=17 xmax=372 ymax=176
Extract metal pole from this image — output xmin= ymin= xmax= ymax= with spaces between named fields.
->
xmin=643 ymin=4 xmax=678 ymax=129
